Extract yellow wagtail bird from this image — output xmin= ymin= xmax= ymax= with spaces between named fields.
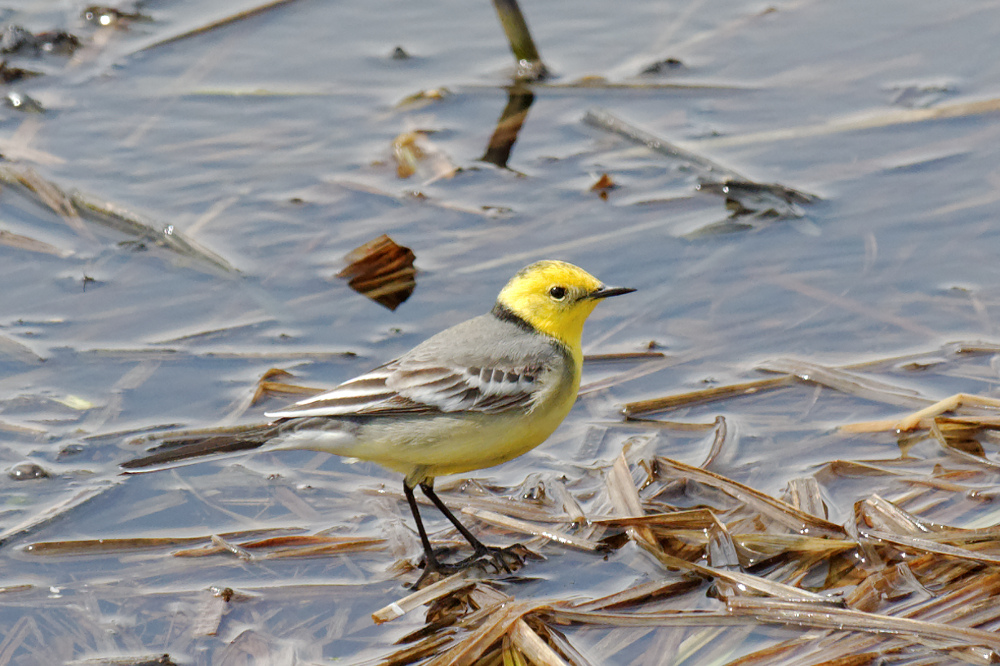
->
xmin=123 ymin=260 xmax=634 ymax=583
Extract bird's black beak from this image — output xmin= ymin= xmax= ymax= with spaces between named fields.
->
xmin=588 ymin=285 xmax=636 ymax=300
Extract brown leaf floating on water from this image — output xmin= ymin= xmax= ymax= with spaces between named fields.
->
xmin=590 ymin=173 xmax=617 ymax=192
xmin=337 ymin=234 xmax=416 ymax=311
xmin=590 ymin=172 xmax=617 ymax=200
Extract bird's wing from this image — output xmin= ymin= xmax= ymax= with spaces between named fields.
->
xmin=264 ymin=360 xmax=545 ymax=418
xmin=386 ymin=361 xmax=544 ymax=413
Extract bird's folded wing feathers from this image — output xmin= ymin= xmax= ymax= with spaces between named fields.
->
xmin=265 ymin=360 xmax=543 ymax=418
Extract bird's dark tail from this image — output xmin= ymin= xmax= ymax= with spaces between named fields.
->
xmin=121 ymin=423 xmax=282 ymax=472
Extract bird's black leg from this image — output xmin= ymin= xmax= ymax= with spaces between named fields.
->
xmin=403 ymin=481 xmax=538 ymax=587
xmin=419 ymin=481 xmax=537 ymax=575
xmin=418 ymin=482 xmax=489 ymax=554
xmin=403 ymin=481 xmax=441 ymax=573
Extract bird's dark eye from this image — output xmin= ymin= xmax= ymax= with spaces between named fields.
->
xmin=549 ymin=286 xmax=567 ymax=301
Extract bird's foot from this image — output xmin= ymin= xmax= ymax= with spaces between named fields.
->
xmin=460 ymin=542 xmax=542 ymax=575
xmin=410 ymin=558 xmax=464 ymax=589
xmin=409 ymin=547 xmax=468 ymax=589
xmin=410 ymin=543 xmax=541 ymax=589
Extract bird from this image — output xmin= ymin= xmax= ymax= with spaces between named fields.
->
xmin=123 ymin=260 xmax=634 ymax=584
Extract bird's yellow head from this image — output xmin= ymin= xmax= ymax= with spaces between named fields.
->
xmin=495 ymin=260 xmax=634 ymax=350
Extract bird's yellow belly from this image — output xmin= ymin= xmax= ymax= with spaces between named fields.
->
xmin=310 ymin=386 xmax=574 ymax=484
xmin=359 ymin=404 xmax=571 ymax=482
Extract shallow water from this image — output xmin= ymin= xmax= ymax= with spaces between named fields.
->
xmin=2 ymin=0 xmax=1000 ymax=663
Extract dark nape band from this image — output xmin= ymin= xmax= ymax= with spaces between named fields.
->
xmin=491 ymin=302 xmax=536 ymax=333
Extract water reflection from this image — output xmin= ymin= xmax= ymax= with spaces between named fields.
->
xmin=481 ymin=85 xmax=535 ymax=169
